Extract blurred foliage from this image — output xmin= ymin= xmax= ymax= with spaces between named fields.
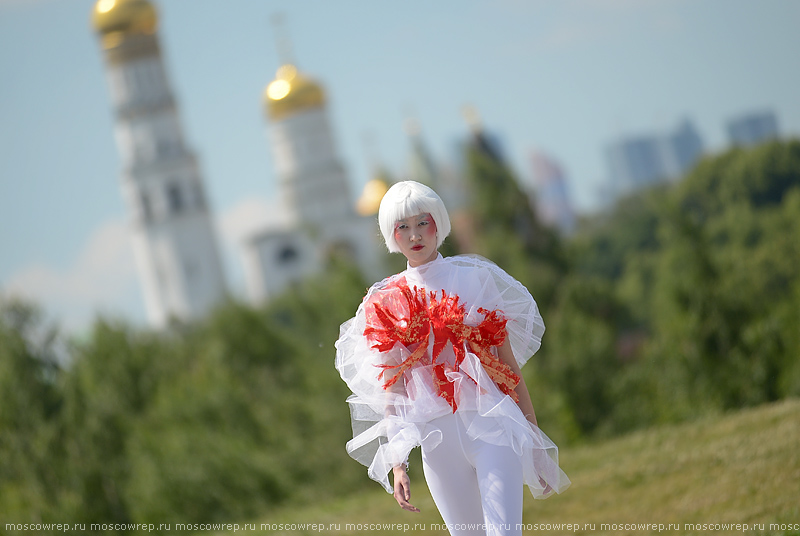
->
xmin=0 ymin=262 xmax=370 ymax=534
xmin=561 ymin=139 xmax=800 ymax=435
xmin=1 ymin=140 xmax=799 ymax=532
xmin=458 ymin=135 xmax=565 ymax=307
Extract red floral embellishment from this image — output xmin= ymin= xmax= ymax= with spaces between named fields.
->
xmin=432 ymin=363 xmax=457 ymax=412
xmin=364 ymin=279 xmax=520 ymax=411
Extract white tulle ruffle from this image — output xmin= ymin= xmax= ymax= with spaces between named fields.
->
xmin=335 ymin=254 xmax=570 ymax=498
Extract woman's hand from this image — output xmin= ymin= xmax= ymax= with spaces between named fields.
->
xmin=392 ymin=466 xmax=420 ymax=513
xmin=539 ymin=475 xmax=554 ymax=496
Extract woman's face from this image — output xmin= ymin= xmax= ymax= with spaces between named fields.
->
xmin=393 ymin=213 xmax=438 ymax=267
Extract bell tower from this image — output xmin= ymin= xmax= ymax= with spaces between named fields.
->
xmin=242 ymin=19 xmax=383 ymax=303
xmin=91 ymin=0 xmax=227 ymax=327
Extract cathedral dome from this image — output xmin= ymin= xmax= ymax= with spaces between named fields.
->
xmin=264 ymin=64 xmax=326 ymax=121
xmin=356 ymin=176 xmax=391 ymax=216
xmin=91 ymin=0 xmax=157 ymax=39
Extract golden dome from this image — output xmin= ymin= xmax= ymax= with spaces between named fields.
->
xmin=91 ymin=0 xmax=157 ymax=44
xmin=264 ymin=64 xmax=326 ymax=121
xmin=356 ymin=177 xmax=391 ymax=216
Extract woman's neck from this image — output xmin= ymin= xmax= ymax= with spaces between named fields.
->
xmin=407 ymin=250 xmax=441 ymax=268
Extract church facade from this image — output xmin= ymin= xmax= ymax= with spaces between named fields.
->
xmin=242 ymin=64 xmax=383 ymax=303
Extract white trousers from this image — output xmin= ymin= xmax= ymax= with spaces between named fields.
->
xmin=421 ymin=414 xmax=523 ymax=536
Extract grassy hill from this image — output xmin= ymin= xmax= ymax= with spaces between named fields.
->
xmin=218 ymin=399 xmax=800 ymax=535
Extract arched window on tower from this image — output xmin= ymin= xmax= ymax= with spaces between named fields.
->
xmin=167 ymin=183 xmax=183 ymax=214
xmin=277 ymin=243 xmax=300 ymax=265
xmin=154 ymin=114 xmax=180 ymax=158
xmin=140 ymin=191 xmax=153 ymax=223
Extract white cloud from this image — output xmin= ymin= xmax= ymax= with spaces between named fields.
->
xmin=3 ymin=219 xmax=142 ymax=334
xmin=2 ymin=197 xmax=290 ymax=333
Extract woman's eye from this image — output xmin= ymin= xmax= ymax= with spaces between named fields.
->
xmin=419 ymin=221 xmax=428 ymax=226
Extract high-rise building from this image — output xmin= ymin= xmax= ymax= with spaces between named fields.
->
xmin=727 ymin=110 xmax=780 ymax=147
xmin=91 ymin=0 xmax=227 ymax=327
xmin=668 ymin=119 xmax=705 ymax=177
xmin=242 ymin=63 xmax=382 ymax=302
xmin=606 ymin=119 xmax=703 ymax=197
xmin=529 ymin=150 xmax=576 ymax=235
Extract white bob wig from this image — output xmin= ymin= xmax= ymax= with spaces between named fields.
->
xmin=378 ymin=180 xmax=451 ymax=253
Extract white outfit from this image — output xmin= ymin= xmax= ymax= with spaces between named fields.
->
xmin=335 ymin=254 xmax=569 ymax=533
xmin=422 ymin=413 xmax=524 ymax=536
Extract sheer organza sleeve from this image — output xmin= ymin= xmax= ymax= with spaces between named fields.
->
xmin=445 ymin=255 xmax=545 ymax=369
xmin=335 ymin=278 xmax=427 ymax=492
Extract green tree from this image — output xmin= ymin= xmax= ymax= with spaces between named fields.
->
xmin=569 ymin=186 xmax=664 ymax=282
xmin=0 ymin=299 xmax=63 ymax=520
xmin=460 ymin=130 xmax=564 ymax=307
xmin=544 ymin=276 xmax=633 ymax=436
xmin=122 ymin=307 xmax=297 ymax=522
xmin=57 ymin=319 xmax=172 ymax=526
xmin=611 ymin=140 xmax=800 ymax=428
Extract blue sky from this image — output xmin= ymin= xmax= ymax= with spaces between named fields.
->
xmin=1 ymin=0 xmax=798 ymax=334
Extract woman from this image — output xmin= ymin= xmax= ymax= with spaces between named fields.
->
xmin=335 ymin=181 xmax=569 ymax=536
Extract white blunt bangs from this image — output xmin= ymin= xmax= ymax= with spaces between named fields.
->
xmin=378 ymin=181 xmax=451 ymax=253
